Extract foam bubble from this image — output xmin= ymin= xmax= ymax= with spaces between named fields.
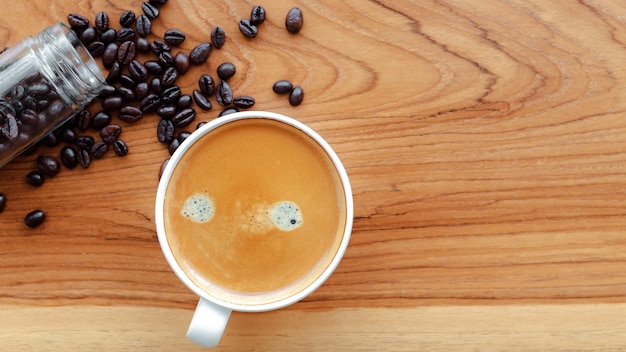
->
xmin=270 ymin=201 xmax=303 ymax=231
xmin=181 ymin=193 xmax=215 ymax=223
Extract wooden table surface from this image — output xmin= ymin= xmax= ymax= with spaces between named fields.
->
xmin=1 ymin=0 xmax=626 ymax=350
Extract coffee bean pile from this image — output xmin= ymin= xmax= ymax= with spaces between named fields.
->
xmin=0 ymin=1 xmax=306 ymax=228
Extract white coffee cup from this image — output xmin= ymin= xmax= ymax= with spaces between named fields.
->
xmin=155 ymin=111 xmax=353 ymax=348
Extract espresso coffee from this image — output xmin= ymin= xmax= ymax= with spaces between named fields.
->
xmin=163 ymin=117 xmax=347 ymax=305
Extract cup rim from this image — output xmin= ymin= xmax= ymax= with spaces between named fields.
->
xmin=154 ymin=111 xmax=353 ymax=312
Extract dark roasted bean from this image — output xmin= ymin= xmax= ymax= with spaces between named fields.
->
xmin=119 ymin=74 xmax=136 ymax=88
xmin=219 ymin=107 xmax=239 ymax=116
xmin=158 ymin=51 xmax=175 ymax=67
xmin=75 ymin=135 xmax=95 ymax=150
xmin=67 ymin=14 xmax=89 ymax=29
xmin=215 ymin=80 xmax=233 ymax=106
xmin=144 ymin=60 xmax=164 ymax=75
xmin=20 ymin=109 xmax=39 ymax=126
xmin=164 ymin=29 xmax=185 ymax=46
xmin=141 ymin=94 xmax=160 ymax=113
xmin=118 ymin=106 xmax=143 ymax=123
xmin=142 ymin=2 xmax=160 ymax=19
xmin=116 ymin=27 xmax=136 ymax=42
xmin=129 ymin=60 xmax=148 ymax=82
xmin=136 ymin=37 xmax=150 ymax=52
xmin=157 ymin=119 xmax=175 ymax=143
xmin=172 ymin=108 xmax=196 ymax=127
xmin=117 ymin=41 xmax=136 ymax=65
xmin=149 ymin=77 xmax=163 ymax=94
xmin=286 ymin=7 xmax=304 ymax=34
xmin=120 ymin=10 xmax=136 ymax=27
xmin=251 ymin=6 xmax=266 ymax=25
xmin=24 ymin=209 xmax=45 ymax=228
xmin=1 ymin=115 xmax=18 ymax=140
xmin=100 ymin=124 xmax=122 ymax=144
xmin=289 ymin=86 xmax=304 ymax=106
xmin=28 ymin=83 xmax=49 ymax=96
xmin=0 ymin=193 xmax=5 ymax=213
xmin=95 ymin=11 xmax=110 ymax=31
xmin=150 ymin=39 xmax=170 ymax=54
xmin=117 ymin=86 xmax=135 ymax=101
xmin=189 ymin=43 xmax=211 ymax=64
xmin=157 ymin=104 xmax=177 ymax=119
xmin=80 ymin=27 xmax=98 ymax=45
xmin=77 ymin=149 xmax=91 ymax=168
xmin=113 ymin=139 xmax=129 ymax=156
xmin=46 ymin=100 xmax=66 ymax=119
xmin=92 ymin=111 xmax=112 ymax=130
xmin=37 ymin=155 xmax=60 ymax=177
xmin=239 ymin=19 xmax=258 ymax=38
xmin=162 ymin=67 xmax=178 ymax=87
xmin=272 ymin=79 xmax=293 ymax=94
xmin=106 ymin=61 xmax=121 ymax=84
xmin=196 ymin=121 xmax=207 ymax=129
xmin=217 ymin=62 xmax=236 ymax=80
xmin=25 ymin=171 xmax=45 ymax=187
xmin=174 ymin=51 xmax=190 ymax=74
xmin=135 ymin=82 xmax=149 ymax=100
xmin=100 ymin=28 xmax=117 ymax=43
xmin=102 ymin=96 xmax=123 ymax=111
xmin=40 ymin=133 xmax=59 ymax=147
xmin=198 ymin=74 xmax=215 ymax=96
xmin=168 ymin=137 xmax=180 ymax=155
xmin=176 ymin=94 xmax=192 ymax=109
xmin=91 ymin=141 xmax=108 ymax=159
xmin=193 ymin=90 xmax=212 ymax=110
xmin=210 ymin=27 xmax=226 ymax=49
xmin=87 ymin=41 xmax=105 ymax=57
xmin=60 ymin=146 xmax=78 ymax=169
xmin=102 ymin=43 xmax=119 ymax=69
xmin=150 ymin=0 xmax=168 ymax=5
xmin=179 ymin=131 xmax=191 ymax=143
xmin=60 ymin=128 xmax=77 ymax=143
xmin=136 ymin=14 xmax=152 ymax=37
xmin=233 ymin=95 xmax=255 ymax=109
xmin=161 ymin=85 xmax=181 ymax=104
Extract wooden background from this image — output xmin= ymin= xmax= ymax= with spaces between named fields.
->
xmin=1 ymin=0 xmax=626 ymax=350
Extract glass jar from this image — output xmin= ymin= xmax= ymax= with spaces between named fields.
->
xmin=0 ymin=22 xmax=106 ymax=168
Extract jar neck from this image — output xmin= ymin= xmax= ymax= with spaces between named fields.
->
xmin=35 ymin=23 xmax=105 ymax=108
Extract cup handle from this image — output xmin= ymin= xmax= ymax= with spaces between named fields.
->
xmin=186 ymin=298 xmax=232 ymax=348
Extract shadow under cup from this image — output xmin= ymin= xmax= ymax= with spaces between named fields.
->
xmin=155 ymin=111 xmax=353 ymax=314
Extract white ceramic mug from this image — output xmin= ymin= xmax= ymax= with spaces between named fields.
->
xmin=155 ymin=111 xmax=353 ymax=348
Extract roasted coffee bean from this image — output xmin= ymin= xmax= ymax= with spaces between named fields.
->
xmin=37 ymin=155 xmax=60 ymax=177
xmin=19 ymin=109 xmax=39 ymax=129
xmin=150 ymin=0 xmax=168 ymax=5
xmin=178 ymin=131 xmax=191 ymax=143
xmin=149 ymin=77 xmax=163 ymax=94
xmin=157 ymin=104 xmax=177 ymax=119
xmin=162 ymin=67 xmax=178 ymax=87
xmin=172 ymin=108 xmax=196 ymax=127
xmin=0 ymin=193 xmax=5 ymax=213
xmin=289 ymin=86 xmax=304 ymax=106
xmin=272 ymin=79 xmax=293 ymax=94
xmin=158 ymin=51 xmax=175 ymax=67
xmin=75 ymin=135 xmax=95 ymax=150
xmin=219 ymin=107 xmax=239 ymax=116
xmin=118 ymin=105 xmax=143 ymax=123
xmin=210 ymin=27 xmax=226 ymax=49
xmin=87 ymin=41 xmax=105 ymax=57
xmin=157 ymin=119 xmax=175 ymax=143
xmin=129 ymin=60 xmax=148 ymax=82
xmin=67 ymin=14 xmax=89 ymax=30
xmin=27 ymin=83 xmax=50 ymax=97
xmin=217 ymin=62 xmax=236 ymax=80
xmin=106 ymin=61 xmax=121 ymax=84
xmin=116 ymin=27 xmax=136 ymax=42
xmin=119 ymin=74 xmax=136 ymax=88
xmin=174 ymin=52 xmax=190 ymax=74
xmin=141 ymin=94 xmax=160 ymax=113
xmin=117 ymin=85 xmax=135 ymax=101
xmin=196 ymin=121 xmax=207 ymax=130
xmin=102 ymin=96 xmax=123 ymax=111
xmin=136 ymin=37 xmax=151 ymax=52
xmin=60 ymin=146 xmax=78 ymax=169
xmin=46 ymin=100 xmax=66 ymax=119
xmin=189 ymin=43 xmax=211 ymax=64
xmin=10 ymin=85 xmax=26 ymax=100
xmin=176 ymin=94 xmax=192 ymax=109
xmin=142 ymin=2 xmax=160 ymax=19
xmin=168 ymin=137 xmax=180 ymax=155
xmin=286 ymin=7 xmax=304 ymax=34
xmin=193 ymin=90 xmax=212 ymax=110
xmin=102 ymin=43 xmax=119 ymax=69
xmin=24 ymin=209 xmax=45 ymax=228
xmin=164 ymin=29 xmax=185 ymax=46
xmin=136 ymin=14 xmax=152 ymax=37
xmin=100 ymin=28 xmax=117 ymax=44
xmin=159 ymin=158 xmax=169 ymax=179
xmin=250 ymin=5 xmax=266 ymax=25
xmin=25 ymin=171 xmax=45 ymax=187
xmin=117 ymin=40 xmax=136 ymax=65
xmin=100 ymin=124 xmax=122 ymax=144
xmin=91 ymin=141 xmax=108 ymax=159
xmin=215 ymin=80 xmax=233 ymax=106
xmin=80 ymin=27 xmax=97 ymax=45
xmin=144 ymin=60 xmax=164 ymax=75
xmin=135 ymin=82 xmax=149 ymax=100
xmin=161 ymin=85 xmax=181 ymax=104
xmin=150 ymin=39 xmax=170 ymax=54
xmin=0 ymin=115 xmax=18 ymax=140
xmin=22 ymin=96 xmax=38 ymax=111
xmin=233 ymin=95 xmax=255 ymax=109
xmin=77 ymin=149 xmax=91 ymax=168
xmin=113 ymin=139 xmax=128 ymax=157
xmin=40 ymin=133 xmax=59 ymax=147
xmin=198 ymin=74 xmax=215 ymax=96
xmin=60 ymin=128 xmax=77 ymax=143
xmin=120 ymin=10 xmax=136 ymax=27
xmin=239 ymin=19 xmax=258 ymax=38
xmin=95 ymin=11 xmax=110 ymax=31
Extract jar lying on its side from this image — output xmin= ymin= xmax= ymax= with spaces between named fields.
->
xmin=0 ymin=22 xmax=106 ymax=168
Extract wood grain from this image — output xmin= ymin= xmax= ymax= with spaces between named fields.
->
xmin=0 ymin=0 xmax=626 ymax=350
